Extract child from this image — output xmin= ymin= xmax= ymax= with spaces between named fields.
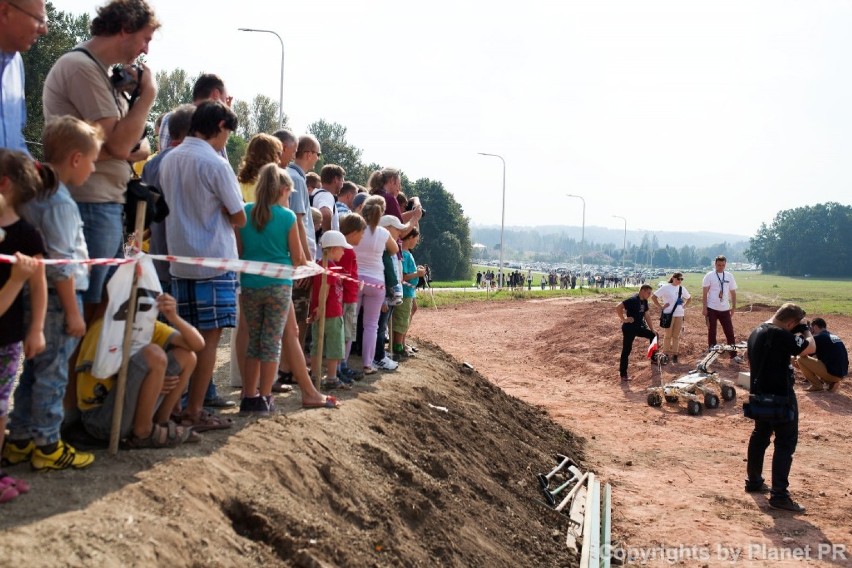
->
xmin=0 ymin=248 xmax=38 ymax=503
xmin=337 ymin=213 xmax=366 ymax=382
xmin=236 ymin=163 xmax=301 ymax=415
xmin=76 ymin=294 xmax=204 ymax=444
xmin=393 ymin=228 xmax=426 ymax=358
xmin=310 ymin=230 xmax=352 ymax=390
xmin=0 ymin=149 xmax=51 ymax=479
xmin=5 ymin=118 xmax=102 ymax=472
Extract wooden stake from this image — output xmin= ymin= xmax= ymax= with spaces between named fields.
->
xmin=109 ymin=201 xmax=147 ymax=455
xmin=311 ymin=251 xmax=329 ymax=389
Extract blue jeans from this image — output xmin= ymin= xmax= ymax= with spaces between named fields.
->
xmin=374 ymin=304 xmax=394 ymax=364
xmin=8 ymin=292 xmax=83 ymax=446
xmin=77 ymin=202 xmax=124 ymax=304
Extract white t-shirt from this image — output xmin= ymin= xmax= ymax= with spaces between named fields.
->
xmin=354 ymin=225 xmax=390 ymax=281
xmin=654 ymin=283 xmax=691 ymax=317
xmin=702 ymin=270 xmax=737 ymax=311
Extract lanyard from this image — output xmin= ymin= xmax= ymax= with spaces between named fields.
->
xmin=716 ymin=271 xmax=725 ymax=300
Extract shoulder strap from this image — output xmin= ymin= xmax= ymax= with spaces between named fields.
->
xmin=666 ymin=286 xmax=683 ymax=314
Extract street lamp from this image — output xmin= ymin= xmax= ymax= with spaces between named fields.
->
xmin=238 ymin=28 xmax=284 ymax=128
xmin=478 ymin=152 xmax=506 ymax=287
xmin=612 ymin=215 xmax=627 ymax=272
xmin=566 ymin=194 xmax=585 ymax=289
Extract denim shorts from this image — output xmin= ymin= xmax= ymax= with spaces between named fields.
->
xmin=172 ymin=271 xmax=239 ymax=330
xmin=77 ymin=202 xmax=124 ymax=304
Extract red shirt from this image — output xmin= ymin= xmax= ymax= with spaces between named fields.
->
xmin=338 ymin=248 xmax=359 ymax=304
xmin=310 ymin=262 xmax=343 ymax=318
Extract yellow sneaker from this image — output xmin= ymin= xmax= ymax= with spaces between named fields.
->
xmin=1 ymin=440 xmax=35 ymax=467
xmin=31 ymin=441 xmax=95 ymax=471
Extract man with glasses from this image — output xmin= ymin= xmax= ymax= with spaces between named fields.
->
xmin=0 ymin=0 xmax=48 ymax=152
xmin=702 ymin=255 xmax=742 ymax=362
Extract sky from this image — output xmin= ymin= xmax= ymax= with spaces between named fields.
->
xmin=49 ymin=0 xmax=852 ymax=238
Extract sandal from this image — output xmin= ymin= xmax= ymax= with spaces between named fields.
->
xmin=277 ymin=370 xmax=297 ymax=385
xmin=320 ymin=378 xmax=351 ymax=391
xmin=0 ymin=472 xmax=30 ymax=494
xmin=302 ymin=395 xmax=340 ymax=409
xmin=0 ymin=484 xmax=19 ymax=504
xmin=178 ymin=410 xmax=233 ymax=433
xmin=125 ymin=422 xmax=191 ymax=449
xmin=363 ymin=367 xmax=377 ymax=376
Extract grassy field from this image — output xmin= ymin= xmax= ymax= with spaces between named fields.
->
xmin=427 ymin=270 xmax=852 ymax=315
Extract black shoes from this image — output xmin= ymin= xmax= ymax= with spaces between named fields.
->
xmin=768 ymin=496 xmax=806 ymax=513
xmin=745 ymin=482 xmax=770 ymax=493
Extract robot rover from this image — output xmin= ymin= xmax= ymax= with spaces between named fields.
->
xmin=645 ymin=343 xmax=744 ymax=415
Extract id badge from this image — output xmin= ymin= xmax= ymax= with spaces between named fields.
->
xmin=719 ymin=291 xmax=723 ymax=300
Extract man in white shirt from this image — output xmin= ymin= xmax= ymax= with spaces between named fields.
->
xmin=702 ymin=255 xmax=741 ymax=362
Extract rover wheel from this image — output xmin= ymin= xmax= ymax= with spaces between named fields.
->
xmin=704 ymin=393 xmax=720 ymax=409
xmin=687 ymin=400 xmax=702 ymax=416
xmin=647 ymin=392 xmax=663 ymax=407
xmin=664 ymin=394 xmax=679 ymax=404
xmin=721 ymin=385 xmax=736 ymax=401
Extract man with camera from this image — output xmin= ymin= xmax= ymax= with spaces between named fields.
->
xmin=42 ymin=0 xmax=159 ymax=318
xmin=745 ymin=303 xmax=815 ymax=513
xmin=794 ymin=318 xmax=848 ymax=392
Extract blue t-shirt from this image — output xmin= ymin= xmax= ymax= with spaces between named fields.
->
xmin=402 ymin=250 xmax=418 ymax=298
xmin=238 ymin=203 xmax=296 ymax=288
xmin=813 ymin=330 xmax=848 ymax=378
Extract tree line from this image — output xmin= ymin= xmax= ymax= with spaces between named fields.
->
xmin=22 ymin=3 xmax=472 ymax=280
xmin=746 ymin=202 xmax=852 ymax=276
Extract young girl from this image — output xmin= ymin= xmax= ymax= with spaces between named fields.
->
xmin=237 ymin=163 xmax=338 ymax=414
xmin=0 ymin=149 xmax=49 ymax=499
xmin=393 ymin=227 xmax=426 ymax=358
xmin=5 ymin=117 xmax=102 ymax=473
xmin=231 ymin=133 xmax=284 ymax=388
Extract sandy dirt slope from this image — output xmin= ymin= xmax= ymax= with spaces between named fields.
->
xmin=1 ymin=334 xmax=584 ymax=568
xmin=412 ymin=296 xmax=852 ymax=567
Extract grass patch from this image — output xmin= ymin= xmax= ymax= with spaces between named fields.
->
xmin=429 ymin=270 xmax=852 ymax=314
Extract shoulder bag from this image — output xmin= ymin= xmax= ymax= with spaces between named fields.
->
xmin=659 ymin=286 xmax=682 ymax=329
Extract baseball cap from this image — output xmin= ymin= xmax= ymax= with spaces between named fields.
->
xmin=319 ymin=230 xmax=353 ymax=249
xmin=379 ymin=215 xmax=406 ymax=230
xmin=352 ymin=192 xmax=368 ymax=210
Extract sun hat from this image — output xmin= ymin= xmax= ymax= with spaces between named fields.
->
xmin=379 ymin=215 xmax=406 ymax=230
xmin=319 ymin=230 xmax=353 ymax=249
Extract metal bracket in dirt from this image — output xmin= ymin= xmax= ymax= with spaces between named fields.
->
xmin=537 ymin=454 xmax=575 ymax=490
xmin=539 ymin=462 xmax=583 ymax=507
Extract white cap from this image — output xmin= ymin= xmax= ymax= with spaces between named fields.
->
xmin=319 ymin=230 xmax=353 ymax=249
xmin=379 ymin=215 xmax=406 ymax=230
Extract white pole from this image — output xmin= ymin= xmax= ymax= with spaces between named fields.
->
xmin=613 ymin=215 xmax=627 ymax=272
xmin=238 ymin=28 xmax=285 ymax=127
xmin=478 ymin=153 xmax=506 ymax=288
xmin=567 ymin=194 xmax=585 ymax=289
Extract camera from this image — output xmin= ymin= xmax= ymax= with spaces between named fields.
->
xmin=111 ymin=64 xmax=139 ymax=93
xmin=406 ymin=197 xmax=426 ymax=218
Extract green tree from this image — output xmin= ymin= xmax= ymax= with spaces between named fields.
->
xmin=409 ymin=178 xmax=472 ymax=279
xmin=307 ymin=119 xmax=364 ymax=176
xmin=746 ymin=202 xmax=852 ymax=276
xmin=151 ymin=68 xmax=195 ymax=119
xmin=22 ymin=3 xmax=90 ymax=158
xmin=250 ymin=94 xmax=279 ymax=135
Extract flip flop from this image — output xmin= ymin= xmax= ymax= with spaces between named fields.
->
xmin=302 ymin=395 xmax=340 ymax=409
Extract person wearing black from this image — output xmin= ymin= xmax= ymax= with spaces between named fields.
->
xmin=794 ymin=318 xmax=848 ymax=392
xmin=615 ymin=284 xmax=657 ymax=381
xmin=745 ymin=303 xmax=815 ymax=513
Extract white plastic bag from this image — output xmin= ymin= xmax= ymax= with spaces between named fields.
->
xmin=91 ymin=255 xmax=162 ymax=378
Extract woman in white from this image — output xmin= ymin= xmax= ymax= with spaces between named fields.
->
xmin=652 ymin=272 xmax=691 ymax=364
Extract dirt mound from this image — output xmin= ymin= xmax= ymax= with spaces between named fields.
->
xmin=1 ymin=344 xmax=583 ymax=567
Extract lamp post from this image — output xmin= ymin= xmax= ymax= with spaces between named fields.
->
xmin=613 ymin=215 xmax=627 ymax=272
xmin=478 ymin=153 xmax=506 ymax=288
xmin=566 ymin=194 xmax=585 ymax=289
xmin=238 ymin=28 xmax=284 ymax=128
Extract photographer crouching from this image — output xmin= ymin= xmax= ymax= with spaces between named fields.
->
xmin=744 ymin=303 xmax=816 ymax=513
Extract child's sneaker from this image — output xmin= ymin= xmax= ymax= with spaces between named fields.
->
xmin=239 ymin=395 xmax=271 ymax=417
xmin=2 ymin=440 xmax=35 ymax=467
xmin=31 ymin=441 xmax=95 ymax=471
xmin=374 ymin=356 xmax=399 ymax=371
